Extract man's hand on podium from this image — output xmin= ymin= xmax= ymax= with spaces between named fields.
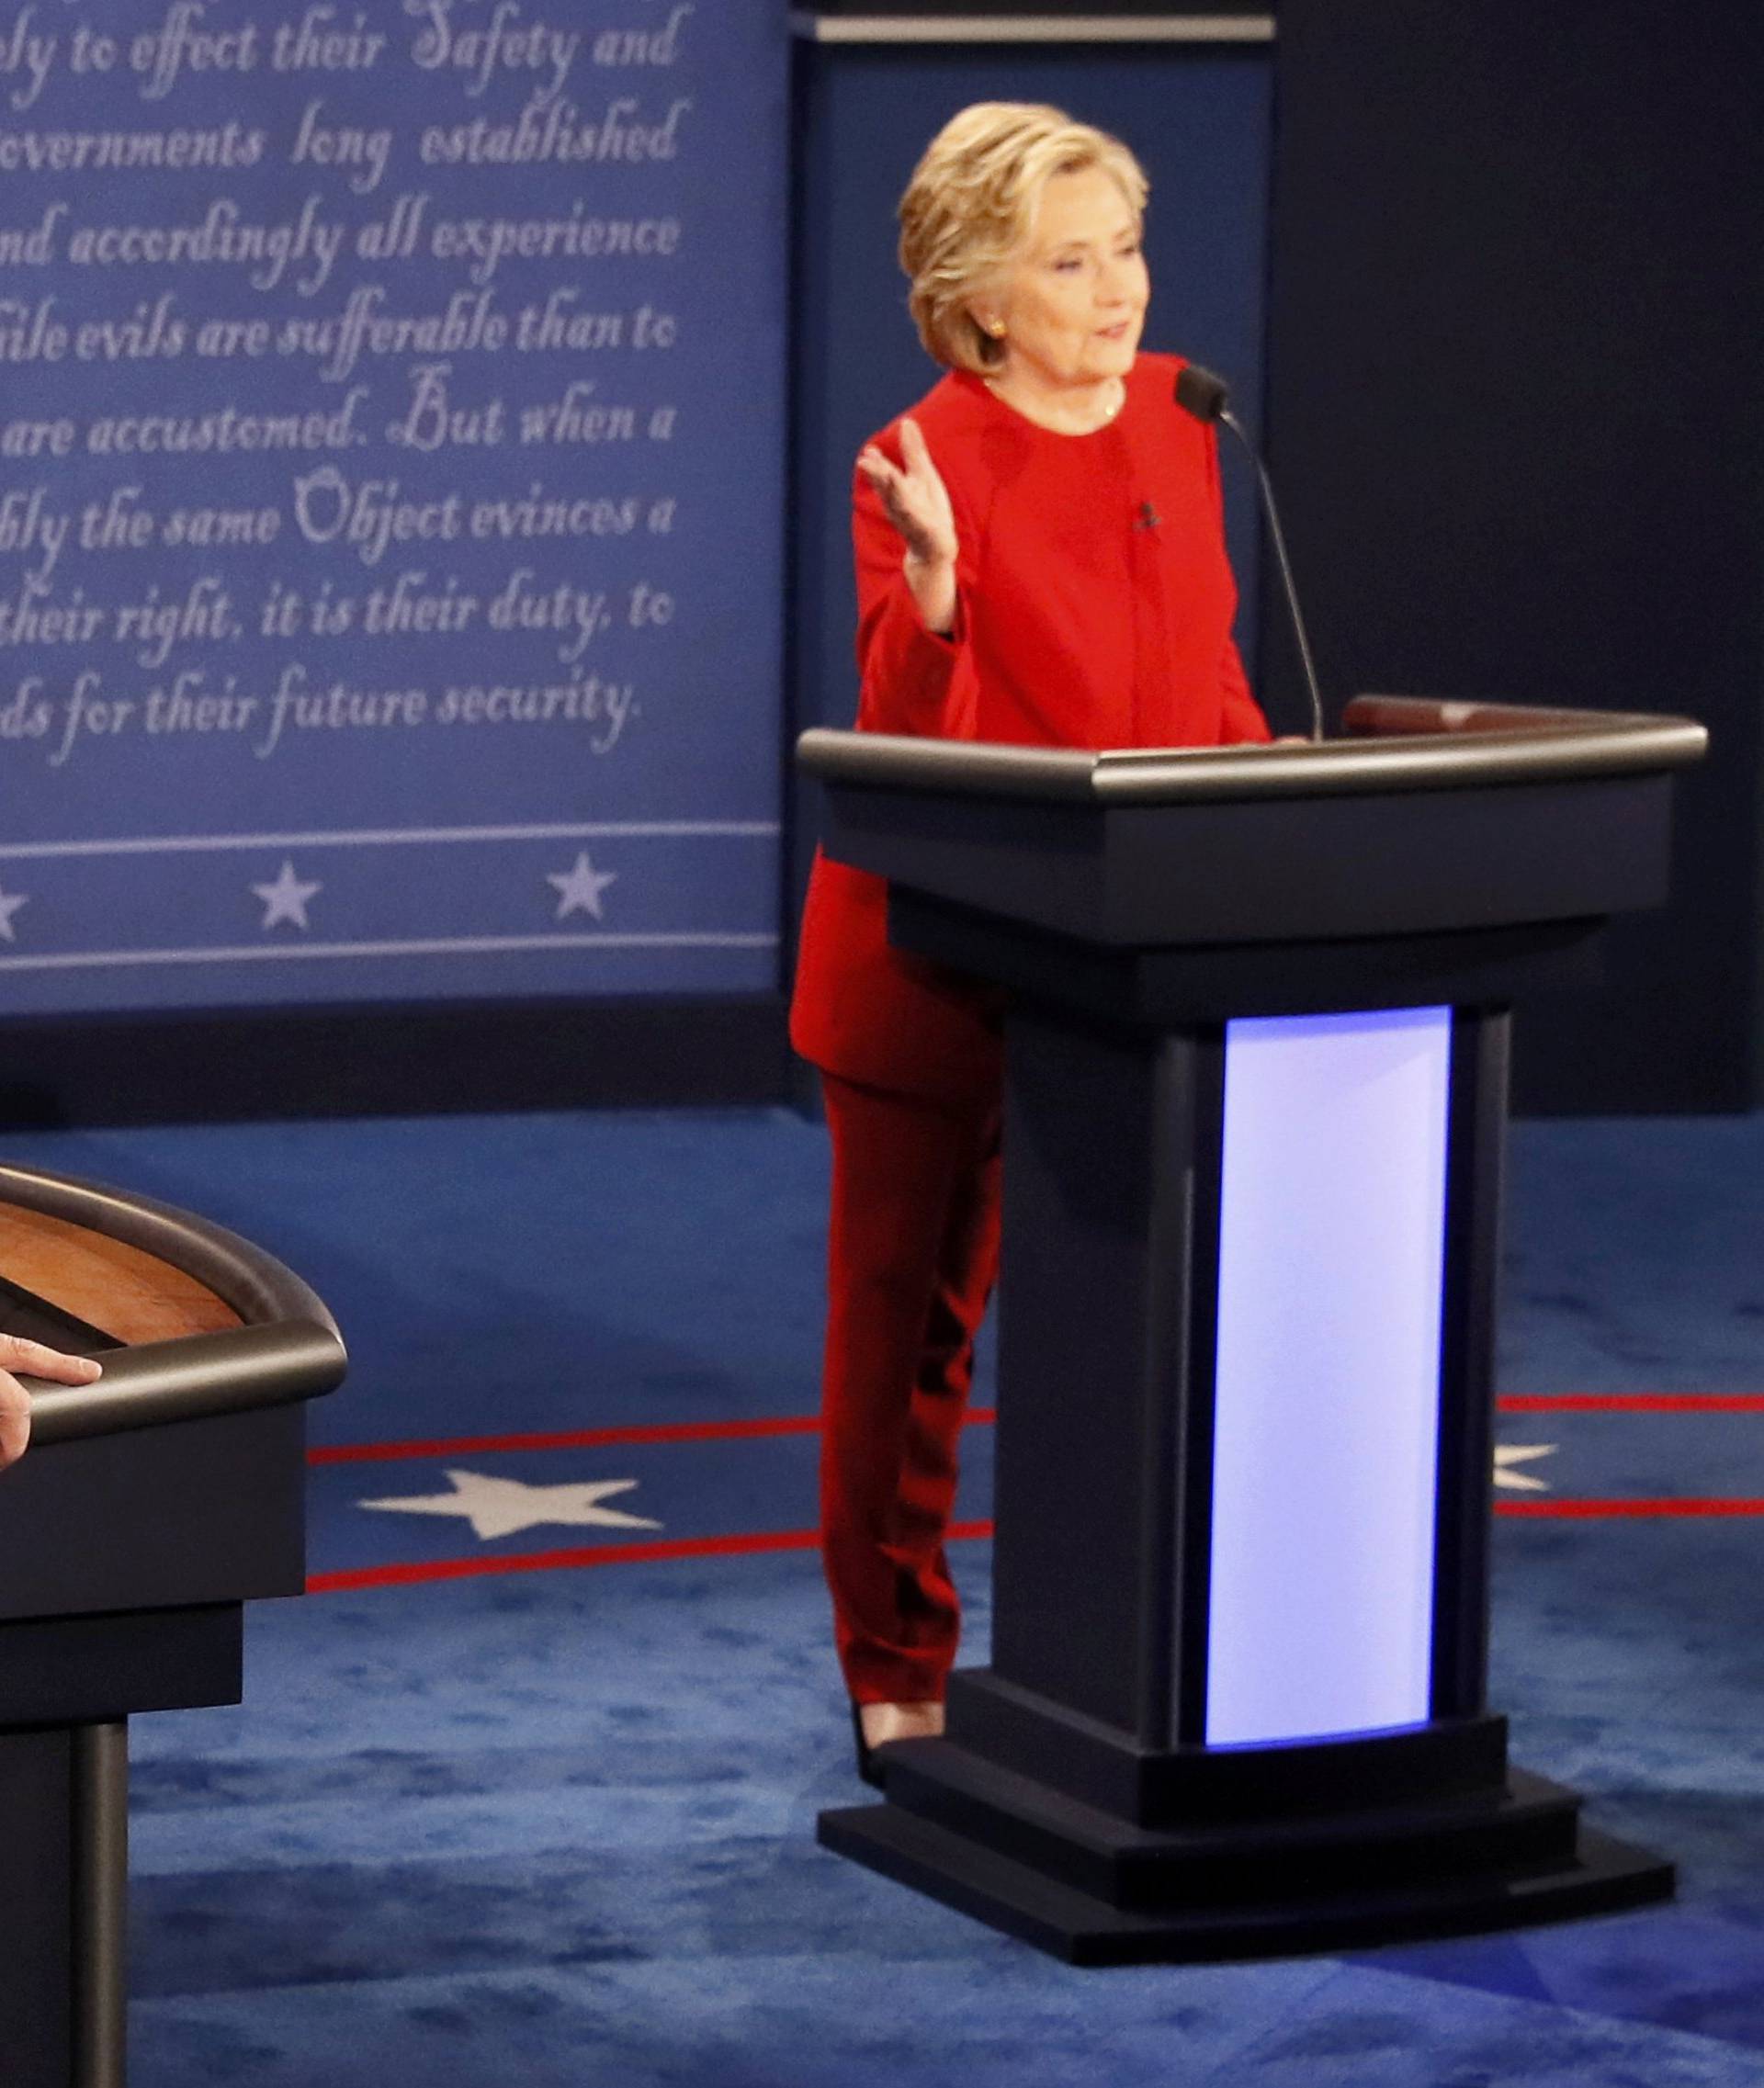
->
xmin=0 ymin=1337 xmax=102 ymax=1472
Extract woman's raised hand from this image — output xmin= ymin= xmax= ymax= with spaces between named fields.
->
xmin=858 ymin=418 xmax=957 ymax=569
xmin=857 ymin=418 xmax=959 ymax=635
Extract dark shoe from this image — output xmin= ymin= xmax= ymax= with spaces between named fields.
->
xmin=851 ymin=1702 xmax=885 ymax=1789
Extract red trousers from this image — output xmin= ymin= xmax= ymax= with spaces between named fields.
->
xmin=818 ymin=1073 xmax=1003 ymax=1704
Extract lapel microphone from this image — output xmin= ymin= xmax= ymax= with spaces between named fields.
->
xmin=1174 ymin=362 xmax=1326 ymax=743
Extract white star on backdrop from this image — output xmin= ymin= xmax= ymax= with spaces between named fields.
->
xmin=252 ymin=860 xmax=322 ymax=931
xmin=548 ymin=850 xmax=617 ymax=921
xmin=0 ymin=885 xmax=27 ymax=942
xmin=357 ymin=1468 xmax=662 ymax=1542
xmin=1494 ymin=1443 xmax=1557 ymax=1493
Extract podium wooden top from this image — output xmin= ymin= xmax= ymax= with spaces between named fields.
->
xmin=797 ymin=697 xmax=1707 ymax=806
xmin=0 ymin=1202 xmax=241 ymax=1347
xmin=0 ymin=1163 xmax=345 ymax=1450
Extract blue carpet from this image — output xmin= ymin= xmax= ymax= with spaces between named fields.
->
xmin=5 ymin=1108 xmax=1764 ymax=2085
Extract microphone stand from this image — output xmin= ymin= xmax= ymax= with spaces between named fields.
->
xmin=1175 ymin=365 xmax=1327 ymax=744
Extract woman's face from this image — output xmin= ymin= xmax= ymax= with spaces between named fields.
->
xmin=981 ymin=164 xmax=1149 ymax=391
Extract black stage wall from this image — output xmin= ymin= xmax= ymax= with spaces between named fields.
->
xmin=1261 ymin=0 xmax=1764 ymax=1113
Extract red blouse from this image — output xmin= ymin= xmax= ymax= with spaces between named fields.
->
xmin=791 ymin=352 xmax=1271 ymax=1102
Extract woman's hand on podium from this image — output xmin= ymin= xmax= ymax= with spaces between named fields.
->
xmin=858 ymin=418 xmax=960 ymax=637
xmin=0 ymin=1337 xmax=102 ymax=1472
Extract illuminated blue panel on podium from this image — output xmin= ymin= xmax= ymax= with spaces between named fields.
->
xmin=1205 ymin=1007 xmax=1452 ymax=1746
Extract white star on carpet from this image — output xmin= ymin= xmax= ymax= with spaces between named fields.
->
xmin=0 ymin=885 xmax=27 ymax=942
xmin=548 ymin=850 xmax=617 ymax=921
xmin=1494 ymin=1442 xmax=1557 ymax=1493
xmin=357 ymin=1468 xmax=662 ymax=1541
xmin=252 ymin=860 xmax=322 ymax=931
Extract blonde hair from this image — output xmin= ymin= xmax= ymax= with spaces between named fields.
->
xmin=899 ymin=103 xmax=1149 ymax=375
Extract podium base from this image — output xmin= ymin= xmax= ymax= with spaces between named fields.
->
xmin=819 ymin=1741 xmax=1673 ymax=1966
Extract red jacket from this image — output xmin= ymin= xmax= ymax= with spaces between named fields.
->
xmin=792 ymin=353 xmax=1271 ymax=1101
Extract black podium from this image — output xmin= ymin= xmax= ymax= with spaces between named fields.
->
xmin=800 ymin=695 xmax=1706 ymax=1965
xmin=0 ymin=1164 xmax=346 ymax=2085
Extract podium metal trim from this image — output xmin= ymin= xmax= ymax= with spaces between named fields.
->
xmin=797 ymin=697 xmax=1707 ymax=805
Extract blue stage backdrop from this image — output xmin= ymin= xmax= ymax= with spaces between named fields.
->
xmin=0 ymin=0 xmax=786 ymax=1015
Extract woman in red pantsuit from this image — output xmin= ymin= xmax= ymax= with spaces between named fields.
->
xmin=790 ymin=103 xmax=1272 ymax=1779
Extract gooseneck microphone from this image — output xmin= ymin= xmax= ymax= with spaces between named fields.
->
xmin=1173 ymin=363 xmax=1326 ymax=744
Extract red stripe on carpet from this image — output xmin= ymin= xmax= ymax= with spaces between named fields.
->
xmin=1495 ymin=1497 xmax=1764 ymax=1518
xmin=307 ymin=1518 xmax=997 ymax=1594
xmin=1498 ymin=1394 xmax=1764 ymax=1414
xmin=309 ymin=1410 xmax=1000 ymax=1466
xmin=311 ymin=1418 xmax=816 ymax=1464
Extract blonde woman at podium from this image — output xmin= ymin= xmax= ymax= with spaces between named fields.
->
xmin=791 ymin=103 xmax=1271 ymax=1783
